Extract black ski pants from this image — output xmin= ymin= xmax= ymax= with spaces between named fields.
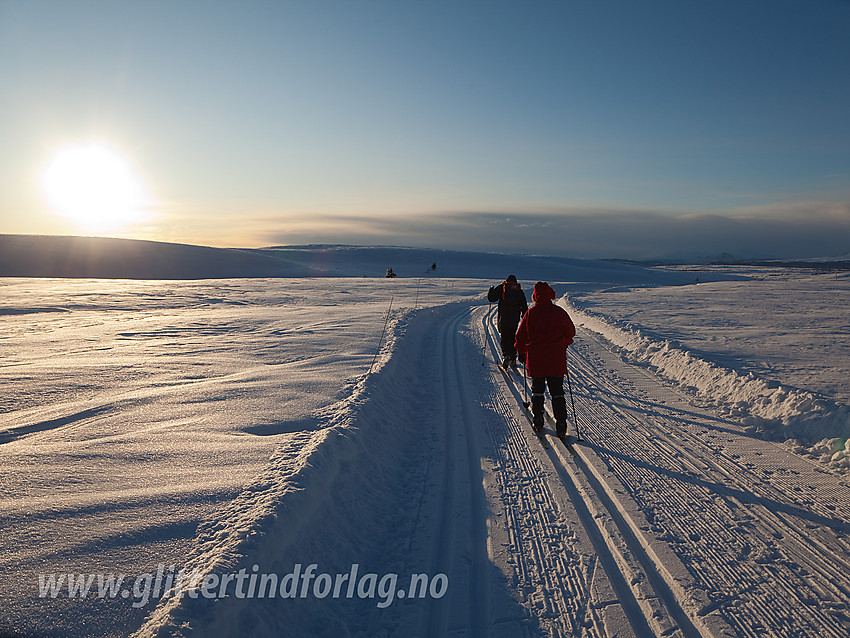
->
xmin=531 ymin=376 xmax=568 ymax=434
xmin=499 ymin=319 xmax=520 ymax=361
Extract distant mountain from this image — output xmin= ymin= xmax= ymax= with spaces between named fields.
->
xmin=0 ymin=234 xmax=731 ymax=284
xmin=0 ymin=235 xmax=298 ymax=279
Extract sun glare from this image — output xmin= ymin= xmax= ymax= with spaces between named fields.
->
xmin=42 ymin=144 xmax=150 ymax=231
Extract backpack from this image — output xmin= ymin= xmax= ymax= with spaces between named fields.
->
xmin=502 ymin=281 xmax=523 ymax=307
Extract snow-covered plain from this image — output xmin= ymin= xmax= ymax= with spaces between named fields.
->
xmin=1 ymin=245 xmax=849 ymax=638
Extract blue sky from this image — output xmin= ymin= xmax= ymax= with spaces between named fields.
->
xmin=1 ymin=0 xmax=849 ymax=259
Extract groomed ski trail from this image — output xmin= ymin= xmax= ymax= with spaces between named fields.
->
xmin=425 ymin=305 xmax=492 ymax=637
xmin=561 ymin=325 xmax=850 ymax=637
xmin=481 ymin=306 xmax=709 ymax=638
xmin=478 ymin=300 xmax=850 ymax=637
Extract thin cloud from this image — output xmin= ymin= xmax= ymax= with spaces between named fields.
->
xmin=252 ymin=202 xmax=848 ymax=260
xmin=139 ymin=202 xmax=849 ymax=260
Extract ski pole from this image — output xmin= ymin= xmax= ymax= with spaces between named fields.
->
xmin=369 ymin=295 xmax=393 ymax=375
xmin=565 ymin=360 xmax=581 ymax=440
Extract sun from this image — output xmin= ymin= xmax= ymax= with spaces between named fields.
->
xmin=42 ymin=144 xmax=150 ymax=232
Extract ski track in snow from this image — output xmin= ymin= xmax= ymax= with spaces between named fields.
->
xmin=482 ymin=308 xmax=704 ymax=638
xmin=425 ymin=306 xmax=490 ymax=637
xmin=476 ymin=300 xmax=850 ymax=637
xmin=534 ymin=312 xmax=850 ymax=637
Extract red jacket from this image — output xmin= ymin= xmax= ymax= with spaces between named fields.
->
xmin=514 ymin=282 xmax=576 ymax=378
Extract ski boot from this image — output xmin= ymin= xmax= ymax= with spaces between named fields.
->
xmin=556 ymin=421 xmax=567 ymax=440
xmin=532 ymin=419 xmax=545 ymax=437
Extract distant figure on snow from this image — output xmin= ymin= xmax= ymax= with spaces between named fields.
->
xmin=514 ymin=282 xmax=576 ymax=439
xmin=431 ymin=262 xmax=437 ymax=271
xmin=386 ymin=267 xmax=397 ymax=278
xmin=487 ymin=275 xmax=528 ymax=369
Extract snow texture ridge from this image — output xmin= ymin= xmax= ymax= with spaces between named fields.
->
xmin=562 ymin=295 xmax=850 ymax=469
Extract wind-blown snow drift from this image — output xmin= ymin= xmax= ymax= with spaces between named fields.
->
xmin=562 ymin=295 xmax=850 ymax=468
xmin=132 ymin=303 xmax=447 ymax=637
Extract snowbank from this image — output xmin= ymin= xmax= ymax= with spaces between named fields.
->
xmin=562 ymin=295 xmax=850 ymax=470
xmin=132 ymin=303 xmax=447 ymax=637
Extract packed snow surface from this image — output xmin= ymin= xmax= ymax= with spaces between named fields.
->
xmin=1 ymin=245 xmax=849 ymax=638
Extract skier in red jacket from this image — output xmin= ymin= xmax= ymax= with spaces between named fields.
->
xmin=514 ymin=281 xmax=577 ymax=438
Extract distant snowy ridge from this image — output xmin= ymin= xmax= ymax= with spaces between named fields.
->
xmin=562 ymin=296 xmax=850 ymax=469
xmin=0 ymin=234 xmax=732 ymax=283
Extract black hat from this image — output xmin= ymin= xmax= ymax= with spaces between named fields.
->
xmin=506 ymin=275 xmax=517 ymax=283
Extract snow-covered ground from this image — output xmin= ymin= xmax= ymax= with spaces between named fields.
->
xmin=0 ymin=275 xmax=486 ymax=637
xmin=564 ymin=267 xmax=850 ymax=468
xmin=1 ymin=247 xmax=849 ymax=637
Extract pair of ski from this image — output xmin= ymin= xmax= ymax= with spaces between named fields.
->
xmin=527 ymin=408 xmax=579 ymax=455
xmin=498 ymin=362 xmax=579 ymax=454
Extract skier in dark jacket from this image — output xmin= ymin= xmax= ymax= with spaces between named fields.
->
xmin=515 ymin=281 xmax=577 ymax=438
xmin=488 ymin=275 xmax=528 ymax=369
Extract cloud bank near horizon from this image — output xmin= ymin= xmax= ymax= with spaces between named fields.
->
xmin=252 ymin=203 xmax=850 ymax=261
